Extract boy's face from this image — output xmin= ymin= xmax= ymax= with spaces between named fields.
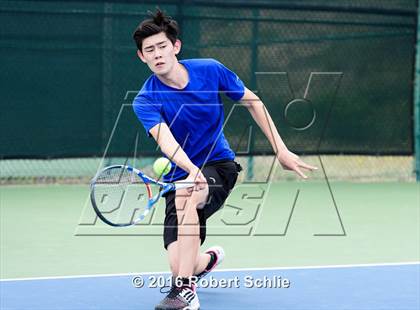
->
xmin=137 ymin=32 xmax=181 ymax=75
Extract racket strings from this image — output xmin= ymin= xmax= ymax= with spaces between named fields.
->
xmin=95 ymin=166 xmax=143 ymax=185
xmin=91 ymin=166 xmax=153 ymax=225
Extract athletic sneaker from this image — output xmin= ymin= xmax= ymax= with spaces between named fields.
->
xmin=155 ymin=285 xmax=200 ymax=310
xmin=195 ymin=246 xmax=225 ymax=281
xmin=159 ymin=246 xmax=225 ymax=294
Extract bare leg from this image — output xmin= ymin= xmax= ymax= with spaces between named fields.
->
xmin=167 ymin=240 xmax=211 ymax=277
xmin=194 ymin=252 xmax=211 ymax=275
xmin=175 ymin=187 xmax=208 ymax=278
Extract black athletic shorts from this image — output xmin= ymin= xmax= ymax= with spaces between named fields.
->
xmin=163 ymin=160 xmax=242 ymax=249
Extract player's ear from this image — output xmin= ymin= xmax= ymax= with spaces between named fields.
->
xmin=137 ymin=50 xmax=147 ymax=63
xmin=173 ymin=39 xmax=181 ymax=55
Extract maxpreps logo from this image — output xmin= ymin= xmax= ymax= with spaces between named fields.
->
xmin=75 ymin=71 xmax=346 ymax=237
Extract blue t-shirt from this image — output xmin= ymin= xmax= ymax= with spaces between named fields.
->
xmin=133 ymin=58 xmax=245 ymax=181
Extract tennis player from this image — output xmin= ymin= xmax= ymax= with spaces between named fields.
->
xmin=132 ymin=9 xmax=316 ymax=310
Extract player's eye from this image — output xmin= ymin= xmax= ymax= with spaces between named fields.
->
xmin=159 ymin=45 xmax=167 ymax=49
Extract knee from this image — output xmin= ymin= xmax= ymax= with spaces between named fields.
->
xmin=175 ymin=188 xmax=192 ymax=203
xmin=192 ymin=185 xmax=209 ymax=209
xmin=193 ymin=190 xmax=208 ymax=209
xmin=175 ymin=186 xmax=209 ymax=209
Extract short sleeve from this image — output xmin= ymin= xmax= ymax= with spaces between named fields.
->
xmin=215 ymin=60 xmax=245 ymax=101
xmin=132 ymin=95 xmax=164 ymax=137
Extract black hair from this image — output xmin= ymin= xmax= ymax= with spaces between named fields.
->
xmin=132 ymin=8 xmax=179 ymax=51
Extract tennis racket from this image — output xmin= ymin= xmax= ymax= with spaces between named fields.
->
xmin=90 ymin=165 xmax=193 ymax=227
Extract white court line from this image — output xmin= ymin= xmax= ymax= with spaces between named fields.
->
xmin=1 ymin=261 xmax=419 ymax=282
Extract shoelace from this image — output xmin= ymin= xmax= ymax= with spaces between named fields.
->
xmin=160 ymin=281 xmax=198 ymax=295
xmin=166 ymin=285 xmax=182 ymax=298
xmin=160 ymin=283 xmax=172 ymax=294
xmin=160 ymin=275 xmax=198 ymax=294
xmin=159 ymin=276 xmax=175 ymax=294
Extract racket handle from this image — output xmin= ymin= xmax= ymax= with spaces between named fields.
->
xmin=173 ymin=182 xmax=195 ymax=190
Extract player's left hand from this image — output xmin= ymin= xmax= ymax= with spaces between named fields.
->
xmin=184 ymin=166 xmax=208 ymax=191
xmin=277 ymin=149 xmax=317 ymax=179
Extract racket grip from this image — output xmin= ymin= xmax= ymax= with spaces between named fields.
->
xmin=173 ymin=182 xmax=195 ymax=190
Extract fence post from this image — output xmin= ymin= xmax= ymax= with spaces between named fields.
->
xmin=247 ymin=8 xmax=259 ymax=181
xmin=102 ymin=2 xmax=113 ymax=165
xmin=414 ymin=0 xmax=420 ymax=181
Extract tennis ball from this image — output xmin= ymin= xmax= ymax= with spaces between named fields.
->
xmin=153 ymin=157 xmax=171 ymax=177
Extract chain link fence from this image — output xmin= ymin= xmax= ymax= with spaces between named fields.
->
xmin=0 ymin=0 xmax=417 ymax=183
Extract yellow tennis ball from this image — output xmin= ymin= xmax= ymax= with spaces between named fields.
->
xmin=153 ymin=157 xmax=171 ymax=177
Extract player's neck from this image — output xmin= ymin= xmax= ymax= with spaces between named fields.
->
xmin=156 ymin=62 xmax=188 ymax=89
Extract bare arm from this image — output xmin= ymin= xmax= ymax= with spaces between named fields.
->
xmin=240 ymin=87 xmax=317 ymax=178
xmin=149 ymin=122 xmax=206 ymax=189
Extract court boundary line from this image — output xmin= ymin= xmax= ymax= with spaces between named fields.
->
xmin=1 ymin=261 xmax=419 ymax=282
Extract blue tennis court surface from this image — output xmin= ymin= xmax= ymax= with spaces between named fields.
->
xmin=1 ymin=263 xmax=419 ymax=310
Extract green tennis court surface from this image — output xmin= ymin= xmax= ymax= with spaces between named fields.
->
xmin=1 ymin=182 xmax=418 ymax=279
